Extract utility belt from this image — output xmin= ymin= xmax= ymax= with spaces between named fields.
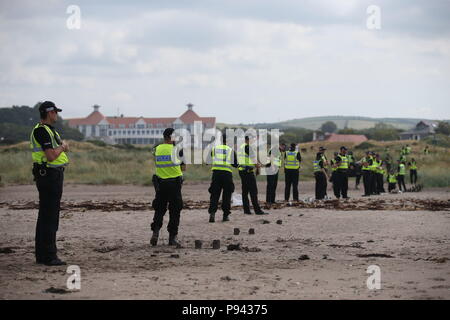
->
xmin=152 ymin=174 xmax=183 ymax=191
xmin=32 ymin=163 xmax=64 ymax=180
xmin=239 ymin=166 xmax=255 ymax=174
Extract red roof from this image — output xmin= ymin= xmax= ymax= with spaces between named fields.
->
xmin=67 ymin=111 xmax=105 ymax=126
xmin=179 ymin=109 xmax=202 ymax=123
xmin=66 ymin=107 xmax=216 ymax=128
xmin=325 ymin=133 xmax=368 ymax=143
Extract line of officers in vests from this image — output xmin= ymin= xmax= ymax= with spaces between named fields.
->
xmin=30 ymin=101 xmax=421 ymax=263
xmin=150 ymin=129 xmax=420 ymax=247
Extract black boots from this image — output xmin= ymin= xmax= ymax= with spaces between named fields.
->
xmin=150 ymin=230 xmax=159 ymax=246
xmin=168 ymin=234 xmax=180 ymax=247
xmin=209 ymin=213 xmax=230 ymax=222
xmin=37 ymin=257 xmax=66 ymax=266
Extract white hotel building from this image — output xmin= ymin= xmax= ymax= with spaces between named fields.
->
xmin=67 ymin=104 xmax=216 ymax=146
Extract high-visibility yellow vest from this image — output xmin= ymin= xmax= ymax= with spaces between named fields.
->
xmin=369 ymin=158 xmax=379 ymax=172
xmin=398 ymin=163 xmax=406 ymax=176
xmin=330 ymin=159 xmax=337 ymax=172
xmin=410 ymin=161 xmax=417 ymax=170
xmin=155 ymin=143 xmax=183 ymax=179
xmin=347 ymin=154 xmax=354 ymax=164
xmin=285 ymin=151 xmax=300 ymax=169
xmin=273 ymin=151 xmax=282 ymax=167
xmin=388 ymin=174 xmax=397 ymax=183
xmin=313 ymin=160 xmax=321 ymax=173
xmin=30 ymin=123 xmax=69 ymax=168
xmin=211 ymin=145 xmax=233 ymax=173
xmin=238 ymin=143 xmax=255 ymax=171
xmin=361 ymin=157 xmax=371 ymax=171
xmin=337 ymin=154 xmax=349 ymax=170
xmin=375 ymin=160 xmax=383 ymax=174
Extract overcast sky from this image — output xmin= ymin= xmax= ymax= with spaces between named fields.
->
xmin=1 ymin=0 xmax=449 ymax=123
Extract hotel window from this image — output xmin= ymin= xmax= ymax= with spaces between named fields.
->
xmin=127 ymin=130 xmax=131 ymax=135
xmin=137 ymin=124 xmax=145 ymax=129
xmin=147 ymin=124 xmax=152 ymax=128
xmin=119 ymin=124 xmax=125 ymax=129
xmin=132 ymin=130 xmax=135 ymax=135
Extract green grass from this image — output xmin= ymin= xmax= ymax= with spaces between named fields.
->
xmin=0 ymin=140 xmax=449 ymax=187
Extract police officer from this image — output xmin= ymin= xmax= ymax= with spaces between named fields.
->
xmin=408 ymin=158 xmax=418 ymax=185
xmin=359 ymin=151 xmax=373 ymax=197
xmin=375 ymin=153 xmax=385 ymax=194
xmin=284 ymin=143 xmax=301 ymax=202
xmin=265 ymin=143 xmax=286 ymax=205
xmin=150 ymin=128 xmax=185 ymax=247
xmin=313 ymin=151 xmax=328 ymax=200
xmin=397 ymin=160 xmax=407 ymax=192
xmin=238 ymin=136 xmax=267 ymax=215
xmin=208 ymin=134 xmax=238 ymax=223
xmin=333 ymin=146 xmax=349 ymax=199
xmin=31 ymin=101 xmax=69 ymax=266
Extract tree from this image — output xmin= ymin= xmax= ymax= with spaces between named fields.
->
xmin=0 ymin=104 xmax=83 ymax=144
xmin=435 ymin=121 xmax=450 ymax=136
xmin=320 ymin=121 xmax=337 ymax=133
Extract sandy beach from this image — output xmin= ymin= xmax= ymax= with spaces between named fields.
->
xmin=0 ymin=181 xmax=449 ymax=299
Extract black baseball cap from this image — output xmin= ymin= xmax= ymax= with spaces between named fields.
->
xmin=39 ymin=101 xmax=62 ymax=113
xmin=340 ymin=146 xmax=347 ymax=150
xmin=163 ymin=128 xmax=175 ymax=138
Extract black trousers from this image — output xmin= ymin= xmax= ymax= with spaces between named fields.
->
xmin=410 ymin=170 xmax=418 ymax=184
xmin=151 ymin=177 xmax=183 ymax=236
xmin=284 ymin=169 xmax=299 ymax=201
xmin=314 ymin=172 xmax=327 ymax=200
xmin=266 ymin=172 xmax=278 ymax=203
xmin=239 ymin=171 xmax=262 ymax=213
xmin=333 ymin=170 xmax=348 ymax=198
xmin=397 ymin=175 xmax=406 ymax=192
xmin=388 ymin=182 xmax=396 ymax=192
xmin=376 ymin=173 xmax=385 ymax=193
xmin=355 ymin=174 xmax=362 ymax=188
xmin=362 ymin=170 xmax=371 ymax=196
xmin=35 ymin=168 xmax=64 ymax=262
xmin=208 ymin=170 xmax=234 ymax=215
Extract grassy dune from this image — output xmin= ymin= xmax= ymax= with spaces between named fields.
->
xmin=0 ymin=140 xmax=449 ymax=187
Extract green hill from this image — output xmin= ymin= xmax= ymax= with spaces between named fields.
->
xmin=241 ymin=116 xmax=447 ymax=130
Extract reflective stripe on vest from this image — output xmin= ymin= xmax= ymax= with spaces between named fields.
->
xmin=237 ymin=143 xmax=255 ymax=171
xmin=212 ymin=145 xmax=233 ymax=173
xmin=273 ymin=152 xmax=282 ymax=167
xmin=398 ymin=164 xmax=406 ymax=175
xmin=155 ymin=144 xmax=182 ymax=179
xmin=410 ymin=161 xmax=417 ymax=170
xmin=30 ymin=123 xmax=69 ymax=167
xmin=285 ymin=151 xmax=299 ymax=169
xmin=337 ymin=155 xmax=348 ymax=170
xmin=361 ymin=157 xmax=371 ymax=171
xmin=388 ymin=174 xmax=397 ymax=183
xmin=330 ymin=159 xmax=337 ymax=172
xmin=313 ymin=160 xmax=321 ymax=173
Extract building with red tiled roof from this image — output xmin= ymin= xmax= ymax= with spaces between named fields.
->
xmin=67 ymin=104 xmax=216 ymax=145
